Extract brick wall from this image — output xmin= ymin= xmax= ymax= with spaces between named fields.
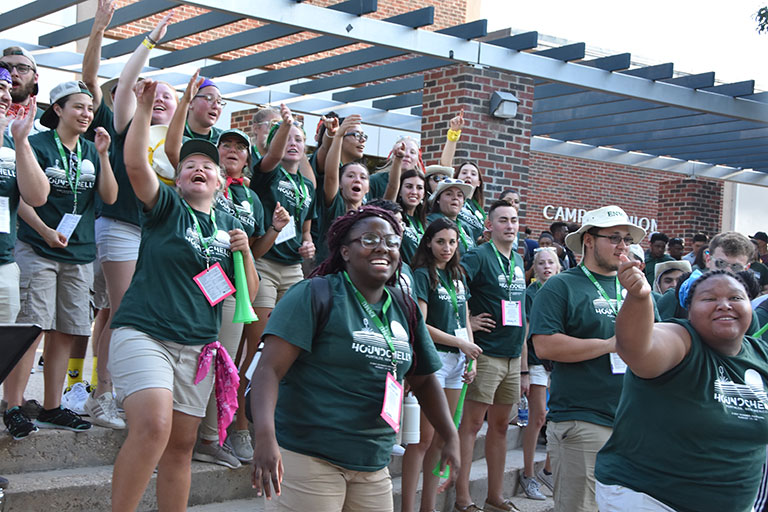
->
xmin=656 ymin=177 xmax=723 ymax=246
xmin=420 ymin=64 xmax=534 ymax=211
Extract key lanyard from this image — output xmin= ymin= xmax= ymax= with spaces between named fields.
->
xmin=438 ymin=271 xmax=463 ymax=326
xmin=279 ymin=167 xmax=308 ymax=220
xmin=489 ymin=240 xmax=517 ymax=301
xmin=227 ymin=184 xmax=255 ymax=216
xmin=185 ymin=121 xmax=215 ymax=142
xmin=580 ymin=265 xmax=623 ymax=315
xmin=470 ymin=199 xmax=486 ymax=222
xmin=343 ymin=271 xmax=399 ymax=378
xmin=182 ymin=198 xmax=218 ymax=268
xmin=455 ymin=218 xmax=470 ymax=250
xmin=53 ymin=131 xmax=82 ymax=214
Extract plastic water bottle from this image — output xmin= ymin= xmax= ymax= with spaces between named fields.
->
xmin=402 ymin=393 xmax=421 ymax=444
xmin=516 ymin=395 xmax=529 ymax=427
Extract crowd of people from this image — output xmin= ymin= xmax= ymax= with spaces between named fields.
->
xmin=2 ymin=4 xmax=768 ymax=512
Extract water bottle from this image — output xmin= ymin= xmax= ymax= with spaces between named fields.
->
xmin=401 ymin=393 xmax=421 ymax=444
xmin=516 ymin=395 xmax=529 ymax=427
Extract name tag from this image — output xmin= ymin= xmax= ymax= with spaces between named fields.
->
xmin=274 ymin=215 xmax=296 ymax=245
xmin=193 ymin=262 xmax=235 ymax=306
xmin=380 ymin=372 xmax=403 ymax=433
xmin=0 ymin=197 xmax=9 ymax=234
xmin=56 ymin=213 xmax=82 ymax=242
xmin=610 ymin=352 xmax=627 ymax=375
xmin=501 ymin=300 xmax=523 ymax=327
xmin=455 ymin=327 xmax=469 ymax=342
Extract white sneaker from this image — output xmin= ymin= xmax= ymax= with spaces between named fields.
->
xmin=391 ymin=444 xmax=405 ymax=456
xmin=519 ymin=474 xmax=546 ymax=500
xmin=536 ymin=467 xmax=554 ymax=492
xmin=84 ymin=391 xmax=126 ymax=429
xmin=61 ymin=382 xmax=90 ymax=415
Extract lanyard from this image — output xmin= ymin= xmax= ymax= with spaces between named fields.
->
xmin=456 ymin=218 xmax=470 ymax=250
xmin=279 ymin=167 xmax=308 ymax=220
xmin=53 ymin=131 xmax=82 ymax=214
xmin=227 ymin=184 xmax=255 ymax=216
xmin=185 ymin=121 xmax=215 ymax=142
xmin=438 ymin=271 xmax=462 ymax=325
xmin=343 ymin=271 xmax=399 ymax=377
xmin=580 ymin=265 xmax=623 ymax=315
xmin=489 ymin=240 xmax=517 ymax=300
xmin=470 ymin=199 xmax=486 ymax=221
xmin=408 ymin=215 xmax=424 ymax=236
xmin=182 ymin=198 xmax=218 ymax=268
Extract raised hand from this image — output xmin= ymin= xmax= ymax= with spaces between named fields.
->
xmin=94 ymin=127 xmax=111 ymax=155
xmin=93 ymin=0 xmax=116 ymax=33
xmin=618 ymin=253 xmax=651 ymax=299
xmin=149 ymin=10 xmax=174 ymax=44
xmin=272 ymin=202 xmax=291 ymax=232
xmin=182 ymin=69 xmax=203 ymax=104
xmin=10 ymin=98 xmax=35 ymax=141
xmin=449 ymin=109 xmax=464 ymax=131
xmin=279 ymin=103 xmax=294 ymax=125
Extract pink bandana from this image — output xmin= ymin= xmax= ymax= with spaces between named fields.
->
xmin=195 ymin=341 xmax=240 ymax=445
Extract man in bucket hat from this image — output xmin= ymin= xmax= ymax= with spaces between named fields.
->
xmin=529 ymin=205 xmax=645 ymax=512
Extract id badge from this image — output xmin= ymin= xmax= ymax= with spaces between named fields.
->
xmin=455 ymin=327 xmax=469 ymax=342
xmin=193 ymin=262 xmax=235 ymax=306
xmin=380 ymin=372 xmax=403 ymax=432
xmin=0 ymin=197 xmax=9 ymax=233
xmin=274 ymin=215 xmax=296 ymax=245
xmin=56 ymin=213 xmax=82 ymax=242
xmin=610 ymin=352 xmax=627 ymax=375
xmin=501 ymin=300 xmax=523 ymax=327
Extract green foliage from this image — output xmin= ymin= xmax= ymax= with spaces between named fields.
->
xmin=758 ymin=6 xmax=768 ymax=33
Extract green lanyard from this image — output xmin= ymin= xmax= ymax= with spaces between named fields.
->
xmin=343 ymin=271 xmax=399 ymax=378
xmin=489 ymin=240 xmax=517 ymax=300
xmin=185 ymin=121 xmax=214 ymax=142
xmin=470 ymin=199 xmax=486 ymax=222
xmin=182 ymin=199 xmax=218 ymax=268
xmin=53 ymin=131 xmax=82 ymax=214
xmin=580 ymin=265 xmax=623 ymax=315
xmin=227 ymin=185 xmax=256 ymax=217
xmin=279 ymin=167 xmax=308 ymax=220
xmin=408 ymin=215 xmax=424 ymax=236
xmin=438 ymin=271 xmax=463 ymax=325
xmin=456 ymin=218 xmax=470 ymax=250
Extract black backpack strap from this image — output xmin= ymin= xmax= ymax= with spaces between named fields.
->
xmin=310 ymin=276 xmax=333 ymax=337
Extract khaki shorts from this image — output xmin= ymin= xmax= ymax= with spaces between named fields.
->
xmin=547 ymin=420 xmax=613 ymax=512
xmin=15 ymin=241 xmax=93 ymax=336
xmin=108 ymin=326 xmax=214 ymax=417
xmin=252 ymin=258 xmax=304 ymax=309
xmin=466 ymin=353 xmax=520 ymax=405
xmin=0 ymin=261 xmax=20 ymax=322
xmin=271 ymin=448 xmax=392 ymax=512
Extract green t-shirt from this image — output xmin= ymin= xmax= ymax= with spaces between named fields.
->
xmin=413 ymin=266 xmax=470 ymax=353
xmin=401 ymin=222 xmax=421 ymax=266
xmin=460 ymin=242 xmax=526 ymax=358
xmin=84 ymin=98 xmax=115 ymax=141
xmin=216 ymin=184 xmax=264 ymax=238
xmin=529 ymin=266 xmax=625 ymax=426
xmin=264 ymin=273 xmax=441 ymax=471
xmin=367 ymin=168 xmax=390 ymax=199
xmin=97 ymin=120 xmax=142 ymax=226
xmin=183 ymin=123 xmax=222 ymax=143
xmin=457 ymin=200 xmax=485 ymax=243
xmin=525 ymin=280 xmax=545 ymax=366
xmin=596 ymin=319 xmax=768 ymax=512
xmin=399 ymin=262 xmax=417 ymax=302
xmin=757 ymin=303 xmax=768 ymax=342
xmin=250 ymin=161 xmax=316 ymax=264
xmin=18 ymin=131 xmax=102 ymax=264
xmin=644 ymin=254 xmax=674 ymax=284
xmin=0 ymin=135 xmax=19 ymax=264
xmin=427 ymin=213 xmax=476 ymax=256
xmin=315 ymin=191 xmax=347 ymax=264
xmin=112 ymin=184 xmax=241 ymax=345
xmin=750 ymin=261 xmax=768 ymax=288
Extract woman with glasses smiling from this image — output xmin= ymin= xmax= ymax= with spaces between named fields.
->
xmin=249 ymin=206 xmax=458 ymax=512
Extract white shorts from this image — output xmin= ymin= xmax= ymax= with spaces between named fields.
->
xmin=0 ymin=261 xmax=20 ymax=322
xmin=434 ymin=351 xmax=466 ymax=390
xmin=95 ymin=217 xmax=141 ymax=263
xmin=529 ymin=364 xmax=550 ymax=387
xmin=595 ymin=481 xmax=676 ymax=512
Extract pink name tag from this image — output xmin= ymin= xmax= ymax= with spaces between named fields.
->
xmin=193 ymin=262 xmax=235 ymax=306
xmin=380 ymin=372 xmax=403 ymax=432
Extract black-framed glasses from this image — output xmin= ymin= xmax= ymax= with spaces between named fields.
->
xmin=712 ymin=258 xmax=746 ymax=272
xmin=348 ymin=232 xmax=401 ymax=250
xmin=5 ymin=63 xmax=33 ymax=75
xmin=194 ymin=93 xmax=226 ymax=107
xmin=591 ymin=233 xmax=633 ymax=246
xmin=344 ymin=131 xmax=368 ymax=142
xmin=428 ymin=174 xmax=446 ymax=183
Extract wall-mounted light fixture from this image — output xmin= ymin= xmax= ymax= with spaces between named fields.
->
xmin=489 ymin=91 xmax=520 ymax=119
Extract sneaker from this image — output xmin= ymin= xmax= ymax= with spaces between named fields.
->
xmin=84 ymin=391 xmax=126 ymax=430
xmin=61 ymin=382 xmax=90 ymax=415
xmin=35 ymin=406 xmax=92 ymax=432
xmin=3 ymin=407 xmax=38 ymax=440
xmin=193 ymin=441 xmax=242 ymax=469
xmin=21 ymin=399 xmax=43 ymax=420
xmin=227 ymin=430 xmax=253 ymax=462
xmin=37 ymin=356 xmax=44 ymax=369
xmin=536 ymin=467 xmax=554 ymax=492
xmin=519 ymin=474 xmax=546 ymax=500
xmin=391 ymin=444 xmax=405 ymax=456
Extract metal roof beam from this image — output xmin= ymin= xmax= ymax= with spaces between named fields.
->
xmin=613 ymin=125 xmax=768 ymax=152
xmin=332 ymin=76 xmax=423 ymax=102
xmin=670 ymin=145 xmax=768 ymax=161
xmin=39 ymin=0 xmax=175 ymax=47
xmin=372 ymin=91 xmax=422 ymax=110
xmin=533 ymin=43 xmax=585 ymax=61
xmin=639 ymin=135 xmax=768 ymax=157
xmin=534 ymin=61 xmax=670 ymax=100
xmin=1 ymin=0 xmax=83 ymax=34
xmin=585 ymin=120 xmax=763 ymax=147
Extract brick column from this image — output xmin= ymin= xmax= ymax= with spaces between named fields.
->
xmin=656 ymin=177 xmax=723 ymax=243
xmin=419 ymin=65 xmax=534 ymax=217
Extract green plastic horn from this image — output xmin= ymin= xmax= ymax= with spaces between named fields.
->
xmin=232 ymin=251 xmax=259 ymax=324
xmin=433 ymin=358 xmax=474 ymax=479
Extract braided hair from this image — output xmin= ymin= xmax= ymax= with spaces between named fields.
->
xmin=683 ymin=269 xmax=750 ymax=309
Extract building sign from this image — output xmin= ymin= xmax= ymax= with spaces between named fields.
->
xmin=542 ymin=205 xmax=658 ymax=233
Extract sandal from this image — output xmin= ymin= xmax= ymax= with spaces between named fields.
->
xmin=483 ymin=499 xmax=522 ymax=512
xmin=454 ymin=503 xmax=484 ymax=512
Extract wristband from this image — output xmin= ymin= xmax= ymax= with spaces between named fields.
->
xmin=146 ymin=34 xmax=158 ymax=45
xmin=141 ymin=37 xmax=156 ymax=50
xmin=270 ymin=224 xmax=282 ymax=233
xmin=520 ymin=371 xmax=529 ymax=375
xmin=447 ymin=129 xmax=461 ymax=142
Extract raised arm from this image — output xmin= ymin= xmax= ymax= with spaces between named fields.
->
xmin=82 ymin=0 xmax=115 ymax=108
xmin=10 ymin=100 xmax=49 ymax=206
xmin=312 ymin=115 xmax=337 ymax=177
xmin=165 ymin=70 xmax=202 ymax=169
xmin=382 ymin=141 xmax=404 ymax=202
xmin=94 ymin=127 xmax=117 ymax=204
xmin=113 ymin=12 xmax=173 ymax=132
xmin=439 ymin=109 xmax=463 ymax=167
xmin=615 ymin=254 xmax=690 ymax=378
xmin=250 ymin=201 xmax=290 ymax=259
xmin=124 ymin=80 xmax=160 ymax=209
xmin=259 ymin=104 xmax=293 ymax=173
xmin=323 ymin=114 xmax=360 ymax=204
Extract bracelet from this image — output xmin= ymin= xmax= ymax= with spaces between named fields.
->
xmin=270 ymin=224 xmax=282 ymax=233
xmin=447 ymin=129 xmax=461 ymax=142
xmin=141 ymin=37 xmax=156 ymax=50
xmin=520 ymin=371 xmax=529 ymax=375
xmin=146 ymin=34 xmax=158 ymax=45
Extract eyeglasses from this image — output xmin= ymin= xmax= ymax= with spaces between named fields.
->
xmin=219 ymin=141 xmax=248 ymax=152
xmin=348 ymin=232 xmax=401 ymax=250
xmin=344 ymin=131 xmax=368 ymax=142
xmin=591 ymin=233 xmax=634 ymax=246
xmin=428 ymin=174 xmax=446 ymax=183
xmin=712 ymin=258 xmax=746 ymax=272
xmin=194 ymin=94 xmax=226 ymax=107
xmin=5 ymin=63 xmax=33 ymax=75
xmin=257 ymin=119 xmax=281 ymax=128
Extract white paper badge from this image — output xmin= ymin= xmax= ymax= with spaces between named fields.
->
xmin=610 ymin=352 xmax=627 ymax=375
xmin=380 ymin=372 xmax=403 ymax=432
xmin=501 ymin=300 xmax=523 ymax=327
xmin=56 ymin=213 xmax=82 ymax=242
xmin=455 ymin=327 xmax=469 ymax=342
xmin=193 ymin=262 xmax=235 ymax=306
xmin=0 ymin=196 xmax=9 ymax=234
xmin=274 ymin=215 xmax=296 ymax=245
